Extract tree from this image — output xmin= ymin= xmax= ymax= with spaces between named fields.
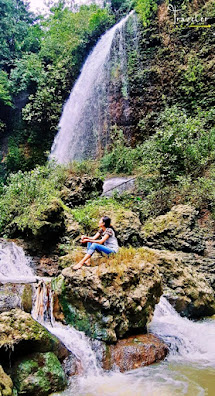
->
xmin=0 ymin=0 xmax=33 ymax=71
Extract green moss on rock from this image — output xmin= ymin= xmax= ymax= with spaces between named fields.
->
xmin=12 ymin=352 xmax=67 ymax=396
xmin=0 ymin=365 xmax=13 ymax=396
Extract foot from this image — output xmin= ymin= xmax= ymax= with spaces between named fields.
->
xmin=85 ymin=258 xmax=91 ymax=267
xmin=73 ymin=262 xmax=84 ymax=270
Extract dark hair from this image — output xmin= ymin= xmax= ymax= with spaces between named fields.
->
xmin=102 ymin=216 xmax=116 ymax=234
xmin=102 ymin=216 xmax=111 ymax=228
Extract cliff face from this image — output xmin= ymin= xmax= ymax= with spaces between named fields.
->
xmin=113 ymin=0 xmax=215 ymax=144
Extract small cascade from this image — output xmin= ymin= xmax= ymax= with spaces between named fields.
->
xmin=149 ymin=296 xmax=215 ymax=367
xmin=0 ymin=239 xmax=35 ymax=283
xmin=32 ymin=280 xmax=100 ymax=375
xmin=49 ymin=11 xmax=136 ymax=163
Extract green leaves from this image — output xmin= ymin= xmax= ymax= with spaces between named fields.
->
xmin=0 ymin=163 xmax=67 ymax=235
xmin=0 ymin=0 xmax=33 ymax=70
xmin=135 ymin=0 xmax=157 ymax=26
xmin=0 ymin=70 xmax=12 ymax=106
xmin=142 ymin=106 xmax=215 ymax=180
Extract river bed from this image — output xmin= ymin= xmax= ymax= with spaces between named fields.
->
xmin=51 ymin=298 xmax=215 ymax=396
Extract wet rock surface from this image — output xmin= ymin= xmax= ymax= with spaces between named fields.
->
xmin=59 ymin=261 xmax=162 ymax=342
xmin=11 ymin=352 xmax=67 ymax=396
xmin=141 ymin=205 xmax=206 ymax=255
xmin=103 ymin=334 xmax=168 ymax=372
xmin=0 ymin=309 xmax=69 ymax=366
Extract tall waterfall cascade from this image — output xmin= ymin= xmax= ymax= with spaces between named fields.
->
xmin=49 ymin=11 xmax=137 ymax=163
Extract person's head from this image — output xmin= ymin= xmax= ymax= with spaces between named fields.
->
xmin=99 ymin=216 xmax=111 ymax=229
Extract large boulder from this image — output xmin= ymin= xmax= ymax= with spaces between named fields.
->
xmin=103 ymin=334 xmax=168 ymax=372
xmin=60 ymin=261 xmax=162 ymax=342
xmin=0 ymin=309 xmax=69 ymax=366
xmin=6 ymin=199 xmax=65 ymax=243
xmin=12 ymin=352 xmax=67 ymax=396
xmin=141 ymin=205 xmax=206 ymax=254
xmin=60 ymin=175 xmax=103 ymax=208
xmin=138 ymin=247 xmax=215 ymax=318
xmin=0 ymin=366 xmax=13 ymax=396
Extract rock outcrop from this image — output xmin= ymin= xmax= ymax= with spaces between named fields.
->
xmin=12 ymin=352 xmax=67 ymax=396
xmin=141 ymin=205 xmax=206 ymax=254
xmin=60 ymin=175 xmax=103 ymax=208
xmin=103 ymin=334 xmax=168 ymax=372
xmin=0 ymin=309 xmax=71 ymax=396
xmin=60 ymin=261 xmax=162 ymax=342
xmin=0 ymin=283 xmax=33 ymax=313
xmin=0 ymin=366 xmax=13 ymax=396
xmin=138 ymin=247 xmax=215 ymax=318
xmin=0 ymin=309 xmax=69 ymax=365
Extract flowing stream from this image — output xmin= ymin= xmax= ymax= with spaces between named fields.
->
xmin=0 ymin=240 xmax=215 ymax=395
xmin=50 ymin=12 xmax=136 ymax=163
xmin=0 ymin=239 xmax=36 ymax=283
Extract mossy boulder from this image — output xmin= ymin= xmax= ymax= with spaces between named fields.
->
xmin=60 ymin=260 xmax=162 ymax=342
xmin=6 ymin=199 xmax=65 ymax=243
xmin=0 ymin=365 xmax=13 ymax=396
xmin=12 ymin=352 xmax=67 ymax=396
xmin=60 ymin=175 xmax=103 ymax=208
xmin=0 ymin=309 xmax=68 ymax=366
xmin=141 ymin=205 xmax=206 ymax=254
xmin=139 ymin=247 xmax=215 ymax=318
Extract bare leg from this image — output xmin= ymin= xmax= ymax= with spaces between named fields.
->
xmin=73 ymin=253 xmax=91 ymax=270
xmin=85 ymin=258 xmax=91 ymax=266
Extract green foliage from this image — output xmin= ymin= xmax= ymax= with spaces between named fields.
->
xmin=141 ymin=106 xmax=215 ymax=180
xmin=111 ymin=0 xmax=135 ymax=15
xmin=0 ymin=0 xmax=33 ymax=70
xmin=0 ymin=70 xmax=12 ymax=106
xmin=10 ymin=54 xmax=45 ymax=95
xmin=180 ymin=53 xmax=204 ymax=108
xmin=0 ymin=163 xmax=67 ymax=235
xmin=72 ymin=196 xmax=121 ymax=232
xmin=100 ymin=127 xmax=142 ymax=174
xmin=135 ymin=0 xmax=157 ymax=26
xmin=67 ymin=160 xmax=102 ymax=178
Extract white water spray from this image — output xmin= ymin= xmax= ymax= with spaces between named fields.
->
xmin=149 ymin=296 xmax=215 ymax=367
xmin=0 ymin=240 xmax=35 ymax=283
xmin=49 ymin=12 xmax=135 ymax=163
xmin=32 ymin=281 xmax=100 ymax=375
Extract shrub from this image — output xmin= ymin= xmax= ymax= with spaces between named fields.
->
xmin=100 ymin=128 xmax=142 ymax=174
xmin=0 ymin=163 xmax=67 ymax=236
xmin=141 ymin=106 xmax=215 ymax=181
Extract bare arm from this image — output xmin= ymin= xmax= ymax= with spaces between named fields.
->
xmin=84 ymin=234 xmax=109 ymax=245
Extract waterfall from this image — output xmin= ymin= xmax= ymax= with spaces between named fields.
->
xmin=49 ymin=11 xmax=136 ymax=163
xmin=0 ymin=239 xmax=35 ymax=283
xmin=32 ymin=280 xmax=100 ymax=376
xmin=149 ymin=296 xmax=215 ymax=367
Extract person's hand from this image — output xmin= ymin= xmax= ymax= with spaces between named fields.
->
xmin=81 ymin=235 xmax=88 ymax=243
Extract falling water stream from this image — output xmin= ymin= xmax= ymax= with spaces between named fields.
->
xmin=50 ymin=11 xmax=135 ymax=163
xmin=1 ymin=241 xmax=215 ymax=395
